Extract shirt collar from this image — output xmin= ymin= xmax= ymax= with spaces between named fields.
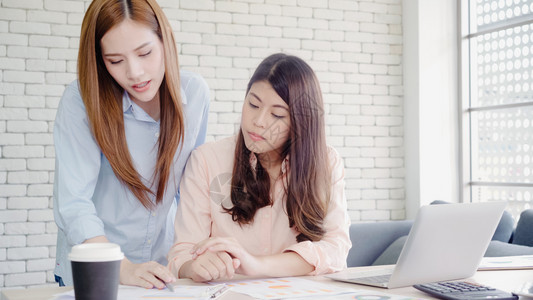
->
xmin=122 ymin=92 xmax=134 ymax=113
xmin=249 ymin=152 xmax=289 ymax=178
xmin=179 ymin=82 xmax=188 ymax=105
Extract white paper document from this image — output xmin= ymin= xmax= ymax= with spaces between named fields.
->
xmin=221 ymin=277 xmax=423 ymax=300
xmin=478 ymin=255 xmax=533 ymax=270
xmin=51 ymin=277 xmax=423 ymax=300
xmin=51 ymin=284 xmax=228 ymax=300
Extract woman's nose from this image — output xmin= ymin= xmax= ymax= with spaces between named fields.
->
xmin=126 ymin=59 xmax=144 ymax=80
xmin=253 ymin=110 xmax=268 ymax=128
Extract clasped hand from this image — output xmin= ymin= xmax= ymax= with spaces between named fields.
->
xmin=187 ymin=237 xmax=262 ymax=282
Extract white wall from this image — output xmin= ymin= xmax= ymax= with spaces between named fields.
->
xmin=403 ymin=0 xmax=459 ymax=218
xmin=0 ymin=0 xmax=404 ymax=288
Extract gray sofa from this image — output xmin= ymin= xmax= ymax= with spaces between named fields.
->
xmin=347 ymin=203 xmax=533 ymax=267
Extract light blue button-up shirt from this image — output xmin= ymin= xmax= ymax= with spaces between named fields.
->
xmin=53 ymin=70 xmax=210 ymax=285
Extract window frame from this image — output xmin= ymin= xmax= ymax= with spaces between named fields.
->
xmin=459 ymin=0 xmax=533 ymax=215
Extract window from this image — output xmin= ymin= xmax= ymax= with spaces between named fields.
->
xmin=462 ymin=0 xmax=533 ymax=218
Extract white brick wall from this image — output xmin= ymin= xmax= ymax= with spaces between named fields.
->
xmin=0 ymin=0 xmax=404 ymax=289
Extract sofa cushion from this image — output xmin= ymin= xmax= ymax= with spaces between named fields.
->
xmin=371 ymin=236 xmax=533 ymax=266
xmin=485 ymin=240 xmax=533 ymax=256
xmin=492 ymin=210 xmax=515 ymax=242
xmin=371 ymin=235 xmax=407 ymax=266
xmin=512 ymin=209 xmax=533 ymax=247
xmin=347 ymin=220 xmax=412 ymax=267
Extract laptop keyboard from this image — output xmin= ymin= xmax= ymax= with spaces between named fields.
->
xmin=353 ymin=274 xmax=392 ymax=284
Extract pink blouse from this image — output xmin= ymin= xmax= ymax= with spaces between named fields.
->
xmin=167 ymin=136 xmax=351 ymax=277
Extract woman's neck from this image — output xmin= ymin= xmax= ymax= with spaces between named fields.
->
xmin=131 ymin=92 xmax=161 ymax=121
xmin=258 ymin=152 xmax=283 ymax=181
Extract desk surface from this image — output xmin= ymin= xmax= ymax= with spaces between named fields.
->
xmin=2 ymin=267 xmax=532 ymax=300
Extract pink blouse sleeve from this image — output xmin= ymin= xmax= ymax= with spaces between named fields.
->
xmin=167 ymin=149 xmax=212 ymax=277
xmin=283 ymin=147 xmax=351 ymax=275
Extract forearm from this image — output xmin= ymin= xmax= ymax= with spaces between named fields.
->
xmin=256 ymin=252 xmax=314 ymax=277
xmin=83 ymin=235 xmax=109 ymax=243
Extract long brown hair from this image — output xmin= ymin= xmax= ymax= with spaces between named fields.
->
xmin=228 ymin=53 xmax=330 ymax=242
xmin=78 ymin=0 xmax=183 ymax=209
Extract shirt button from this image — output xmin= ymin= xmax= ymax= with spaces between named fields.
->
xmin=147 ymin=239 xmax=151 ymax=244
xmin=155 ymin=132 xmax=159 ymax=138
xmin=152 ymin=212 xmax=156 ymax=217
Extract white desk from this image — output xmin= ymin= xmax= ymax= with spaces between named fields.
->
xmin=2 ymin=267 xmax=532 ymax=300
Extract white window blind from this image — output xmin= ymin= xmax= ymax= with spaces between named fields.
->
xmin=463 ymin=0 xmax=533 ymax=218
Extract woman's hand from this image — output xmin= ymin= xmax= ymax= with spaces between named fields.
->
xmin=191 ymin=237 xmax=263 ymax=277
xmin=83 ymin=236 xmax=175 ymax=289
xmin=120 ymin=258 xmax=176 ymax=289
xmin=180 ymin=250 xmax=240 ymax=282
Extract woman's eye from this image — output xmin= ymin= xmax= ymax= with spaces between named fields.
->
xmin=249 ymin=102 xmax=259 ymax=108
xmin=110 ymin=60 xmax=122 ymax=65
xmin=272 ymin=113 xmax=285 ymax=119
xmin=140 ymin=50 xmax=152 ymax=57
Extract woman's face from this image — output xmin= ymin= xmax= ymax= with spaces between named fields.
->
xmin=100 ymin=19 xmax=165 ymax=107
xmin=241 ymin=80 xmax=291 ymax=160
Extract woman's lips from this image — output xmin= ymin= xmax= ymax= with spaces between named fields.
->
xmin=132 ymin=80 xmax=150 ymax=92
xmin=248 ymin=132 xmax=265 ymax=142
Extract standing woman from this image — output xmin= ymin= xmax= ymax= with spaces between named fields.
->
xmin=53 ymin=0 xmax=209 ymax=288
xmin=168 ymin=53 xmax=350 ymax=282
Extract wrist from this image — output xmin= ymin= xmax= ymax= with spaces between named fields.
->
xmin=252 ymin=256 xmax=268 ymax=277
xmin=120 ymin=257 xmax=131 ymax=274
xmin=83 ymin=235 xmax=109 ymax=243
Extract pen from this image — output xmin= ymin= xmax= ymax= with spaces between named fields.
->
xmin=164 ymin=281 xmax=175 ymax=293
xmin=206 ymin=284 xmax=230 ymax=299
xmin=156 ymin=276 xmax=175 ymax=292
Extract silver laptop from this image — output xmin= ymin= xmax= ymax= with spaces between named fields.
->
xmin=327 ymin=202 xmax=506 ymax=289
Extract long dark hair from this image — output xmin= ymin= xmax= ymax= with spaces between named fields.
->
xmin=78 ymin=0 xmax=183 ymax=209
xmin=227 ymin=53 xmax=330 ymax=242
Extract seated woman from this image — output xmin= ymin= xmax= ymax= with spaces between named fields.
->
xmin=168 ymin=53 xmax=351 ymax=282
